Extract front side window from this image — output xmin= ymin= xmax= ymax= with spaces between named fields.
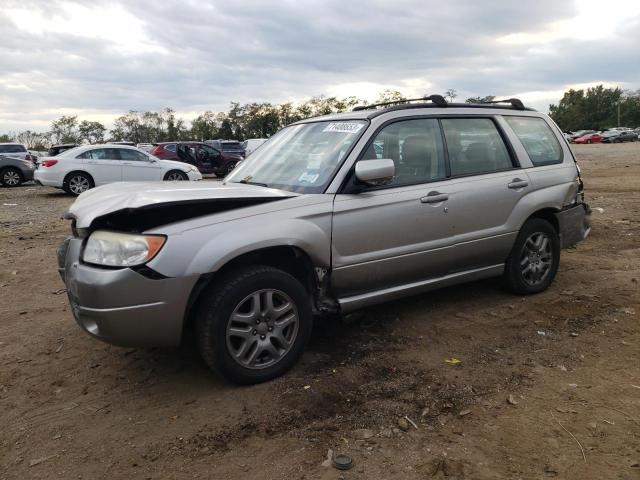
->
xmin=441 ymin=118 xmax=513 ymax=176
xmin=226 ymin=120 xmax=367 ymax=193
xmin=118 ymin=149 xmax=149 ymax=161
xmin=198 ymin=144 xmax=221 ymax=159
xmin=504 ymin=116 xmax=563 ymax=166
xmin=361 ymin=118 xmax=446 ymax=186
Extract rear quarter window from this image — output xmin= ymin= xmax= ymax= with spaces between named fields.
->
xmin=504 ymin=116 xmax=563 ymax=166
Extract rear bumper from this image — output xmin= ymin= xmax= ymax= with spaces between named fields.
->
xmin=34 ymin=169 xmax=62 ymax=187
xmin=555 ymin=203 xmax=591 ymax=248
xmin=58 ymin=237 xmax=199 ymax=347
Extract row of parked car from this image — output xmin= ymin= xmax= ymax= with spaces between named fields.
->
xmin=564 ymin=127 xmax=640 ymax=144
xmin=0 ymin=138 xmax=269 ymax=191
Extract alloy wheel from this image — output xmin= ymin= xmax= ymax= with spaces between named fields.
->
xmin=3 ymin=170 xmax=21 ymax=186
xmin=225 ymin=289 xmax=299 ymax=370
xmin=519 ymin=232 xmax=553 ymax=286
xmin=166 ymin=171 xmax=186 ymax=181
xmin=69 ymin=175 xmax=90 ymax=194
xmin=225 ymin=162 xmax=237 ymax=175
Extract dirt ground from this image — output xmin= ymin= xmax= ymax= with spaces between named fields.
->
xmin=1 ymin=143 xmax=638 ymax=480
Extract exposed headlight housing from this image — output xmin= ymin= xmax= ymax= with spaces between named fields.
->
xmin=83 ymin=231 xmax=166 ymax=267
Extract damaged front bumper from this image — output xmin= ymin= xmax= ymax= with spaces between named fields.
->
xmin=555 ymin=203 xmax=591 ymax=248
xmin=57 ymin=237 xmax=199 ymax=347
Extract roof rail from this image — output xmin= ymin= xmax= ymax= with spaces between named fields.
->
xmin=479 ymin=98 xmax=525 ymax=110
xmin=352 ymin=94 xmax=448 ymax=111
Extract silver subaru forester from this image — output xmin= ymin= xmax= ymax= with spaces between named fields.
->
xmin=58 ymin=96 xmax=591 ymax=384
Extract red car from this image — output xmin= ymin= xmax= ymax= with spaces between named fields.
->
xmin=573 ymin=133 xmax=602 ymax=144
xmin=151 ymin=142 xmax=242 ymax=176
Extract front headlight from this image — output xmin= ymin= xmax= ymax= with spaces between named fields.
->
xmin=83 ymin=231 xmax=166 ymax=267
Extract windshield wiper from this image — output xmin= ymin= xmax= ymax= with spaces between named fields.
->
xmin=234 ymin=179 xmax=269 ymax=188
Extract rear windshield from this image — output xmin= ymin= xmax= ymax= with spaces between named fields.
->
xmin=0 ymin=145 xmax=27 ymax=153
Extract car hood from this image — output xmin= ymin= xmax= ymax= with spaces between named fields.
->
xmin=66 ymin=181 xmax=299 ymax=228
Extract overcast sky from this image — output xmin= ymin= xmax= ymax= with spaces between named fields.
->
xmin=1 ymin=0 xmax=639 ymax=132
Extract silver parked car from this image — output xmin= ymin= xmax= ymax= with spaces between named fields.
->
xmin=58 ymin=96 xmax=591 ymax=384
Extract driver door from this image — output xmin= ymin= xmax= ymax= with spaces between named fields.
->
xmin=331 ymin=118 xmax=456 ymax=297
xmin=118 ymin=148 xmax=162 ymax=181
xmin=80 ymin=147 xmax=122 ymax=185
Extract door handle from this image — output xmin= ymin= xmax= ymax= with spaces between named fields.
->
xmin=420 ymin=191 xmax=449 ymax=204
xmin=508 ymin=178 xmax=529 ymax=189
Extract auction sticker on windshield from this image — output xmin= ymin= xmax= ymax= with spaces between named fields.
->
xmin=323 ymin=122 xmax=365 ymax=134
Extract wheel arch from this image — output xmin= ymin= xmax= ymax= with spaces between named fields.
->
xmin=181 ymin=245 xmax=321 ymax=341
xmin=524 ymin=207 xmax=560 ymax=234
xmin=0 ymin=165 xmax=24 ymax=180
xmin=63 ymin=170 xmax=94 ymax=185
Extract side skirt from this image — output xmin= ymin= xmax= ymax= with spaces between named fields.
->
xmin=337 ymin=263 xmax=505 ymax=313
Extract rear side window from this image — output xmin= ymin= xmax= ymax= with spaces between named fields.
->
xmin=0 ymin=144 xmax=26 ymax=153
xmin=164 ymin=144 xmax=177 ymax=153
xmin=361 ymin=118 xmax=446 ymax=186
xmin=77 ymin=148 xmax=120 ymax=160
xmin=504 ymin=116 xmax=563 ymax=166
xmin=441 ymin=118 xmax=513 ymax=176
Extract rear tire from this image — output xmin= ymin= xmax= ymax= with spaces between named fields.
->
xmin=503 ymin=218 xmax=560 ymax=295
xmin=1 ymin=167 xmax=23 ymax=187
xmin=63 ymin=172 xmax=94 ymax=195
xmin=196 ymin=265 xmax=313 ymax=385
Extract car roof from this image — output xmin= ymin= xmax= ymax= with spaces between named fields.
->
xmin=60 ymin=144 xmax=145 ymax=155
xmin=292 ymin=102 xmax=541 ymax=125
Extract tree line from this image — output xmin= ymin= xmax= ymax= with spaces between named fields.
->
xmin=2 ymin=85 xmax=638 ymax=149
xmin=548 ymin=85 xmax=640 ymax=131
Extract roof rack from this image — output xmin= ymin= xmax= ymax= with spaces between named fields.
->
xmin=479 ymin=98 xmax=525 ymax=110
xmin=353 ymin=94 xmax=447 ymax=111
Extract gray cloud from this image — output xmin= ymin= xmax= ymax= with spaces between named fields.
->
xmin=0 ymin=0 xmax=638 ymax=131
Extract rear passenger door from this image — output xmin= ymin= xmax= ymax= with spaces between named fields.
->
xmin=78 ymin=148 xmax=123 ymax=185
xmin=439 ymin=117 xmax=530 ymax=272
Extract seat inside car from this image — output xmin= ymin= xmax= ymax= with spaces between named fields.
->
xmin=397 ymin=135 xmax=432 ymax=183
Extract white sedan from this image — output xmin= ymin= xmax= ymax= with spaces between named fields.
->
xmin=34 ymin=144 xmax=202 ymax=195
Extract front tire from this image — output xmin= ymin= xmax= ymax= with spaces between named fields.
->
xmin=1 ymin=167 xmax=23 ymax=187
xmin=196 ymin=265 xmax=313 ymax=384
xmin=164 ymin=170 xmax=188 ymax=181
xmin=224 ymin=161 xmax=237 ymax=175
xmin=503 ymin=218 xmax=560 ymax=295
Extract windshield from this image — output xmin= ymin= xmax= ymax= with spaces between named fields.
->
xmin=225 ymin=120 xmax=367 ymax=193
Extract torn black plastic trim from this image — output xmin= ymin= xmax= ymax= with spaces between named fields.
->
xmin=88 ymin=197 xmax=292 ymax=233
xmin=132 ymin=265 xmax=171 ymax=280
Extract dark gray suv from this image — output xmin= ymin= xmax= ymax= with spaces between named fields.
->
xmin=58 ymin=96 xmax=590 ymax=384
